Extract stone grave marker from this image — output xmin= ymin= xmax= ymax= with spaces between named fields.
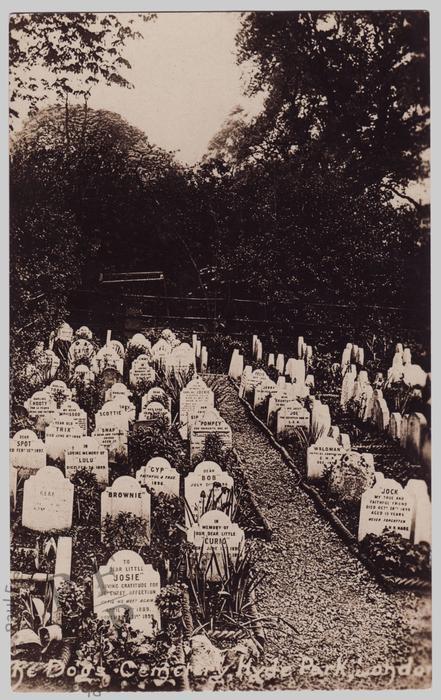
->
xmin=139 ymin=401 xmax=171 ymax=428
xmin=45 ymin=417 xmax=83 ymax=461
xmin=128 ymin=333 xmax=151 ymax=352
xmin=373 ymin=395 xmax=390 ymax=431
xmin=10 ymin=466 xmax=17 ymax=509
xmin=22 ymin=466 xmax=73 ymax=532
xmin=190 ymin=408 xmax=232 ymax=461
xmin=141 ymin=387 xmax=171 ymax=413
xmin=407 ymin=413 xmax=428 ymax=461
xmin=65 ymin=437 xmax=109 ymax=484
xmin=10 ymin=429 xmax=46 ymax=478
xmin=187 ymin=511 xmax=245 ymax=581
xmin=56 ymin=322 xmax=73 ymax=343
xmin=244 ymin=368 xmax=268 ymax=402
xmin=307 ymin=437 xmax=345 ymax=480
xmin=405 ymin=479 xmax=431 ymax=545
xmin=108 ymin=339 xmax=125 ymax=359
xmin=267 ymin=353 xmax=275 ymax=367
xmin=166 ymin=343 xmax=195 ymax=376
xmin=68 ymin=339 xmax=95 ymax=371
xmin=93 ymin=346 xmax=124 ymax=375
xmin=136 ymin=457 xmax=180 ymax=497
xmin=228 ymin=349 xmax=244 ymax=381
xmin=310 ymin=400 xmax=331 ymax=440
xmin=238 ymin=365 xmax=252 ymax=399
xmin=73 ymin=364 xmax=95 ymax=384
xmin=340 ymin=365 xmax=357 ymax=409
xmin=75 ymin=325 xmax=93 ymax=340
xmin=129 ymin=354 xmax=155 ymax=387
xmin=285 ymin=358 xmax=306 ymax=386
xmin=150 ymin=338 xmax=172 ymax=367
xmin=253 ymin=379 xmax=278 ymax=411
xmin=276 ymin=400 xmax=310 ymax=438
xmin=44 ymin=380 xmax=72 ymax=407
xmin=389 ymin=412 xmax=402 ymax=440
xmin=185 ymin=460 xmax=234 ymax=527
xmin=276 ymin=354 xmax=285 ymax=375
xmin=92 ymin=423 xmax=128 ymax=461
xmin=105 ymin=382 xmax=132 ymax=403
xmin=95 ymin=400 xmax=131 ymax=431
xmin=267 ymin=388 xmax=293 ymax=428
xmin=93 ymin=550 xmax=160 ymax=635
xmin=101 ymin=476 xmax=150 ymax=543
xmin=25 ymin=390 xmax=58 ymax=431
xmin=179 ymin=377 xmax=214 ymax=435
xmin=358 ymin=472 xmax=413 ymax=541
xmin=57 ymin=400 xmax=88 ymax=435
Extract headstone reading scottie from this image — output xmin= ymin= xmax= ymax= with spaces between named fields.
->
xmin=307 ymin=437 xmax=345 ymax=480
xmin=25 ymin=390 xmax=58 ymax=431
xmin=22 ymin=466 xmax=73 ymax=531
xmin=95 ymin=400 xmax=131 ymax=431
xmin=276 ymin=401 xmax=310 ymax=438
xmin=65 ymin=437 xmax=109 ymax=484
xmin=185 ymin=460 xmax=234 ymax=527
xmin=358 ymin=472 xmax=413 ymax=541
xmin=190 ymin=408 xmax=232 ymax=460
xmin=101 ymin=476 xmax=150 ymax=543
xmin=93 ymin=550 xmax=160 ymax=635
xmin=45 ymin=417 xmax=83 ymax=461
xmin=129 ymin=354 xmax=155 ymax=387
xmin=187 ymin=511 xmax=245 ymax=581
xmin=10 ymin=429 xmax=46 ymax=477
xmin=136 ymin=457 xmax=180 ymax=497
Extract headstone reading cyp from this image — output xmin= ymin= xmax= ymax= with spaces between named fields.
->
xmin=136 ymin=457 xmax=180 ymax=497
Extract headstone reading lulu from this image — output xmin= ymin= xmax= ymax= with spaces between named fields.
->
xmin=10 ymin=429 xmax=46 ymax=478
xmin=22 ymin=466 xmax=73 ymax=532
xmin=184 ymin=460 xmax=234 ymax=527
xmin=101 ymin=476 xmax=150 ymax=543
xmin=136 ymin=457 xmax=180 ymax=497
xmin=65 ymin=437 xmax=109 ymax=484
xmin=93 ymin=550 xmax=160 ymax=635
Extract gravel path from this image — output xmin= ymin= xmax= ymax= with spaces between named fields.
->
xmin=207 ymin=375 xmax=431 ymax=691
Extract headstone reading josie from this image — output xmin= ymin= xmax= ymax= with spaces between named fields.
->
xmin=22 ymin=466 xmax=73 ymax=531
xmin=65 ymin=437 xmax=109 ymax=484
xmin=136 ymin=457 xmax=180 ymax=497
xmin=358 ymin=472 xmax=413 ymax=541
xmin=93 ymin=550 xmax=160 ymax=635
xmin=187 ymin=511 xmax=245 ymax=581
xmin=101 ymin=476 xmax=150 ymax=543
xmin=184 ymin=460 xmax=234 ymax=527
xmin=10 ymin=429 xmax=46 ymax=477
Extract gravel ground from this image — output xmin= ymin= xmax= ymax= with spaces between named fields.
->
xmin=207 ymin=375 xmax=432 ymax=691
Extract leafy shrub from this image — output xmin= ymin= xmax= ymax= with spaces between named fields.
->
xmin=327 ymin=452 xmax=375 ymax=504
xmin=71 ymin=468 xmax=102 ymax=525
xmin=360 ymin=530 xmax=431 ymax=579
xmin=102 ymin=512 xmax=149 ymax=554
xmin=128 ymin=423 xmax=184 ymax=470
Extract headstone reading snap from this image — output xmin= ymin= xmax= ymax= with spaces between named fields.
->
xmin=136 ymin=457 xmax=180 ymax=497
xmin=22 ymin=466 xmax=73 ymax=532
xmin=92 ymin=423 xmax=128 ymax=461
xmin=129 ymin=354 xmax=155 ymax=388
xmin=93 ymin=550 xmax=160 ymax=635
xmin=185 ymin=461 xmax=234 ymax=527
xmin=276 ymin=401 xmax=310 ymax=438
xmin=25 ymin=390 xmax=58 ymax=431
xmin=190 ymin=408 xmax=232 ymax=461
xmin=307 ymin=437 xmax=345 ymax=480
xmin=65 ymin=437 xmax=109 ymax=484
xmin=187 ymin=511 xmax=245 ymax=581
xmin=358 ymin=472 xmax=413 ymax=541
xmin=45 ymin=417 xmax=83 ymax=461
xmin=101 ymin=476 xmax=150 ymax=543
xmin=10 ymin=429 xmax=46 ymax=478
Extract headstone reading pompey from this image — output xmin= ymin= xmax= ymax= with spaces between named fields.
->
xmin=45 ymin=417 xmax=83 ymax=461
xmin=65 ymin=437 xmax=109 ymax=484
xmin=136 ymin=457 xmax=180 ymax=497
xmin=187 ymin=511 xmax=245 ymax=581
xmin=101 ymin=476 xmax=150 ymax=543
xmin=185 ymin=460 xmax=234 ymax=527
xmin=22 ymin=466 xmax=73 ymax=532
xmin=93 ymin=550 xmax=160 ymax=635
xmin=10 ymin=429 xmax=46 ymax=477
xmin=190 ymin=408 xmax=232 ymax=460
xmin=358 ymin=472 xmax=413 ymax=541
xmin=307 ymin=437 xmax=345 ymax=480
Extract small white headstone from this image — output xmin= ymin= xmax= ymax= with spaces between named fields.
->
xmin=101 ymin=476 xmax=150 ymax=542
xmin=358 ymin=472 xmax=413 ymax=541
xmin=10 ymin=429 xmax=46 ymax=477
xmin=307 ymin=437 xmax=345 ymax=480
xmin=22 ymin=466 xmax=73 ymax=531
xmin=45 ymin=417 xmax=83 ymax=461
xmin=136 ymin=457 xmax=180 ymax=497
xmin=65 ymin=437 xmax=109 ymax=484
xmin=185 ymin=460 xmax=234 ymax=527
xmin=187 ymin=511 xmax=244 ymax=581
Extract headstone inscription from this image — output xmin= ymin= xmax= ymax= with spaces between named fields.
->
xmin=184 ymin=461 xmax=234 ymax=527
xmin=187 ymin=511 xmax=245 ymax=581
xmin=22 ymin=466 xmax=73 ymax=532
xmin=65 ymin=437 xmax=109 ymax=484
xmin=358 ymin=472 xmax=413 ymax=541
xmin=10 ymin=429 xmax=46 ymax=477
xmin=45 ymin=417 xmax=83 ymax=461
xmin=136 ymin=457 xmax=180 ymax=497
xmin=101 ymin=476 xmax=150 ymax=543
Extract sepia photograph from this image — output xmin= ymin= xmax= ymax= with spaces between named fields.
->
xmin=7 ymin=5 xmax=431 ymax=693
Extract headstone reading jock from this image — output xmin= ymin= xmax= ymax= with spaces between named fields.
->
xmin=358 ymin=472 xmax=413 ymax=541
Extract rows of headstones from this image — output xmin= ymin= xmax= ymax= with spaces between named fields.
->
xmin=229 ymin=334 xmax=431 ymax=550
xmin=10 ymin=322 xmax=243 ymax=639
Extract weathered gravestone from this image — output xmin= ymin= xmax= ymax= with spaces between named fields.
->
xmin=185 ymin=461 xmax=234 ymax=528
xmin=253 ymin=379 xmax=278 ymax=411
xmin=10 ymin=429 xmax=46 ymax=477
xmin=93 ymin=550 xmax=160 ymax=635
xmin=128 ymin=333 xmax=151 ymax=352
xmin=75 ymin=325 xmax=93 ymax=340
xmin=139 ymin=401 xmax=171 ymax=428
xmin=22 ymin=466 xmax=73 ymax=531
xmin=45 ymin=417 xmax=83 ymax=461
xmin=108 ymin=339 xmax=125 ymax=359
xmin=187 ymin=511 xmax=245 ymax=581
xmin=267 ymin=388 xmax=293 ymax=429
xmin=166 ymin=343 xmax=195 ymax=377
xmin=129 ymin=354 xmax=155 ymax=388
xmin=101 ymin=476 xmax=150 ymax=543
xmin=358 ymin=472 xmax=413 ymax=541
xmin=65 ymin=437 xmax=109 ymax=484
xmin=10 ymin=466 xmax=17 ymax=509
xmin=310 ymin=400 xmax=331 ymax=440
xmin=141 ymin=387 xmax=171 ymax=413
xmin=35 ymin=349 xmax=60 ymax=380
xmin=285 ymin=358 xmax=306 ymax=385
xmin=68 ymin=339 xmax=95 ymax=372
xmin=25 ymin=390 xmax=58 ymax=431
xmin=244 ymin=368 xmax=268 ymax=403
xmin=136 ymin=457 xmax=180 ymax=497
xmin=57 ymin=400 xmax=88 ymax=435
xmin=44 ymin=380 xmax=72 ymax=407
xmin=190 ymin=408 xmax=232 ymax=461
xmin=92 ymin=347 xmax=124 ymax=375
xmin=307 ymin=437 xmax=345 ymax=480
xmin=405 ymin=479 xmax=431 ymax=545
xmin=238 ymin=365 xmax=252 ymax=399
xmin=105 ymin=382 xmax=132 ymax=403
xmin=276 ymin=353 xmax=285 ymax=375
xmin=373 ymin=395 xmax=390 ymax=431
xmin=389 ymin=412 xmax=402 ymax=441
xmin=407 ymin=413 xmax=428 ymax=462
xmin=276 ymin=400 xmax=310 ymax=438
xmin=56 ymin=322 xmax=74 ymax=343
xmin=179 ymin=377 xmax=214 ymax=438
xmin=92 ymin=423 xmax=128 ymax=461
xmin=95 ymin=400 xmax=131 ymax=431
xmin=340 ymin=365 xmax=357 ymax=409
xmin=150 ymin=338 xmax=172 ymax=367
xmin=228 ymin=349 xmax=244 ymax=382
xmin=72 ymin=364 xmax=95 ymax=384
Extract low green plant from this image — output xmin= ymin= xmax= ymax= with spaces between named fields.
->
xmin=360 ymin=529 xmax=431 ymax=579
